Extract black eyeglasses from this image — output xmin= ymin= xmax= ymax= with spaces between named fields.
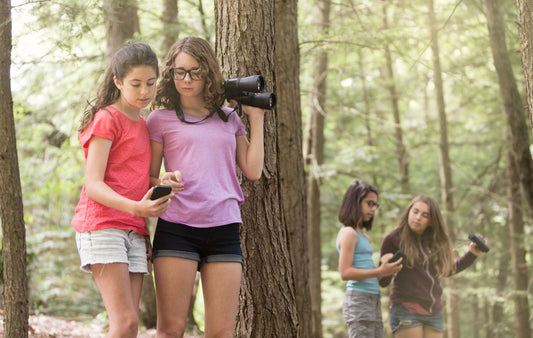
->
xmin=363 ymin=200 xmax=380 ymax=209
xmin=171 ymin=67 xmax=202 ymax=81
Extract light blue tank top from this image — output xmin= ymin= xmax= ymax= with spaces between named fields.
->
xmin=337 ymin=229 xmax=380 ymax=294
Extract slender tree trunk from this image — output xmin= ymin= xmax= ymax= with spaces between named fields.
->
xmin=491 ymin=244 xmax=509 ymax=338
xmin=515 ymin=0 xmax=533 ymax=131
xmin=103 ymin=0 xmax=140 ymax=65
xmin=382 ymin=4 xmax=409 ymax=193
xmin=161 ymin=0 xmax=178 ymax=53
xmin=427 ymin=0 xmax=458 ymax=336
xmin=505 ymin=137 xmax=532 ymax=338
xmin=486 ymin=0 xmax=533 ymax=223
xmin=0 ymin=0 xmax=29 ymax=336
xmin=305 ymin=0 xmax=329 ymax=336
xmin=215 ymin=1 xmax=311 ymax=336
xmin=274 ymin=0 xmax=313 ymax=337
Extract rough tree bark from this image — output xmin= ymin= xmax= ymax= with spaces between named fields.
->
xmin=0 ymin=0 xmax=29 ymax=336
xmin=215 ymin=0 xmax=311 ymax=336
xmin=505 ymin=138 xmax=531 ymax=338
xmin=304 ymin=0 xmax=329 ymax=336
xmin=103 ymin=0 xmax=140 ymax=65
xmin=515 ymin=0 xmax=533 ymax=131
xmin=486 ymin=0 xmax=533 ymax=223
xmin=161 ymin=0 xmax=178 ymax=53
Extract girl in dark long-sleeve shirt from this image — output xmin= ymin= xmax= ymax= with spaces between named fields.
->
xmin=380 ymin=195 xmax=486 ymax=338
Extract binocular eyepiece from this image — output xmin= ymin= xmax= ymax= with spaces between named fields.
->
xmin=224 ymin=75 xmax=276 ymax=110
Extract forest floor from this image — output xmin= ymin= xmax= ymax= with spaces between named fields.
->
xmin=0 ymin=313 xmax=202 ymax=337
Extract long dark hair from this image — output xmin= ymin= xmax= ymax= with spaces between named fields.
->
xmin=338 ymin=180 xmax=379 ymax=231
xmin=152 ymin=36 xmax=225 ymax=113
xmin=79 ymin=42 xmax=159 ymax=132
xmin=394 ymin=195 xmax=454 ymax=277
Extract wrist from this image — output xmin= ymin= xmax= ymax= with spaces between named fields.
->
xmin=150 ymin=176 xmax=161 ymax=187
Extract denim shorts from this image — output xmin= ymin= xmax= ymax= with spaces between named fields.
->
xmin=152 ymin=218 xmax=243 ymax=266
xmin=76 ymin=228 xmax=148 ymax=274
xmin=390 ymin=304 xmax=444 ymax=333
xmin=342 ymin=290 xmax=383 ymax=338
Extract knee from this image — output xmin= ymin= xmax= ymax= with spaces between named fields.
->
xmin=157 ymin=320 xmax=186 ymax=337
xmin=110 ymin=315 xmax=139 ymax=337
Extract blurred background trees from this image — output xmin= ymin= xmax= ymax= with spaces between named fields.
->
xmin=3 ymin=0 xmax=532 ymax=337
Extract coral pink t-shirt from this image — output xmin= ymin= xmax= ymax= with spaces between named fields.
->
xmin=71 ymin=106 xmax=151 ymax=236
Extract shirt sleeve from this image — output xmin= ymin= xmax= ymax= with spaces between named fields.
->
xmin=146 ymin=110 xmax=164 ymax=143
xmin=379 ymin=233 xmax=397 ymax=287
xmin=451 ymin=251 xmax=478 ymax=276
xmin=79 ymin=108 xmax=118 ymax=148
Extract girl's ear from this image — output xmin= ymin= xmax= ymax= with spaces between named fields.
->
xmin=113 ymin=76 xmax=123 ymax=90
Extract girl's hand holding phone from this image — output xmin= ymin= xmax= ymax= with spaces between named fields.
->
xmin=134 ymin=187 xmax=172 ymax=217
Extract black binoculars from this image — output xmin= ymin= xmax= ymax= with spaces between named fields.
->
xmin=224 ymin=75 xmax=277 ymax=110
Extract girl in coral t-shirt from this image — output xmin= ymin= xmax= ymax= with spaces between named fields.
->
xmin=72 ymin=42 xmax=171 ymax=337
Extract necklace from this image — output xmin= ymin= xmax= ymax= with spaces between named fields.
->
xmin=174 ymin=105 xmax=233 ymax=124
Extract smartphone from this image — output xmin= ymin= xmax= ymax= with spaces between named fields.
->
xmin=389 ymin=250 xmax=406 ymax=263
xmin=150 ymin=185 xmax=172 ymax=200
xmin=468 ymin=234 xmax=490 ymax=252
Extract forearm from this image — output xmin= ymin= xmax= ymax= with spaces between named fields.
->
xmin=242 ymin=114 xmax=265 ymax=180
xmin=340 ymin=266 xmax=384 ymax=281
xmin=85 ymin=181 xmax=138 ymax=216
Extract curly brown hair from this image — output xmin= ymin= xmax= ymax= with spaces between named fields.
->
xmin=151 ymin=36 xmax=225 ymax=111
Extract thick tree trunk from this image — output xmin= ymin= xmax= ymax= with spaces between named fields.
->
xmin=515 ymin=0 xmax=533 ymax=131
xmin=305 ymin=0 xmax=329 ymax=337
xmin=103 ymin=0 xmax=140 ymax=65
xmin=505 ymin=142 xmax=532 ymax=338
xmin=161 ymin=0 xmax=178 ymax=53
xmin=0 ymin=0 xmax=29 ymax=336
xmin=215 ymin=1 xmax=311 ymax=336
xmin=486 ymin=0 xmax=533 ymax=223
xmin=427 ymin=0 xmax=458 ymax=336
xmin=274 ymin=1 xmax=313 ymax=337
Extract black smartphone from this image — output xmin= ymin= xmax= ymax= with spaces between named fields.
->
xmin=468 ymin=234 xmax=490 ymax=252
xmin=150 ymin=185 xmax=172 ymax=200
xmin=389 ymin=250 xmax=406 ymax=263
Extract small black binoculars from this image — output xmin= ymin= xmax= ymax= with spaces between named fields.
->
xmin=224 ymin=75 xmax=277 ymax=110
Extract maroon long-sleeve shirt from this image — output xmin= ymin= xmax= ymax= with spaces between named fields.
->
xmin=380 ymin=230 xmax=477 ymax=314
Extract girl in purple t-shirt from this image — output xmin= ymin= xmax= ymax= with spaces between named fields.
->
xmin=147 ymin=36 xmax=265 ymax=337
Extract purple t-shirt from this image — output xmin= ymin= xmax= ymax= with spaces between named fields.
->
xmin=147 ymin=107 xmax=247 ymax=228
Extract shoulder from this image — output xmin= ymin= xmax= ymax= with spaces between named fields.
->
xmin=385 ymin=228 xmax=400 ymax=240
xmin=338 ymin=227 xmax=358 ymax=245
xmin=147 ymin=109 xmax=173 ymax=121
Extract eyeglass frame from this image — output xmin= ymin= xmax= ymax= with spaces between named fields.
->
xmin=362 ymin=200 xmax=380 ymax=209
xmin=171 ymin=67 xmax=202 ymax=81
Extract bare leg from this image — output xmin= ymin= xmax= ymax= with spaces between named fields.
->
xmin=395 ymin=326 xmax=443 ymax=338
xmin=154 ymin=257 xmax=198 ymax=338
xmin=201 ymin=262 xmax=242 ymax=338
xmin=423 ymin=326 xmax=443 ymax=338
xmin=92 ymin=263 xmax=143 ymax=338
xmin=394 ymin=326 xmax=424 ymax=338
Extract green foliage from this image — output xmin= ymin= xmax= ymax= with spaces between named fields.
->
xmin=6 ymin=0 xmax=532 ymax=336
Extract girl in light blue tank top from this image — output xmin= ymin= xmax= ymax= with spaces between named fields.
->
xmin=337 ymin=180 xmax=403 ymax=338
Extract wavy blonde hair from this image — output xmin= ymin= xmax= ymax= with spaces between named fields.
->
xmin=152 ymin=36 xmax=225 ymax=111
xmin=395 ymin=195 xmax=455 ymax=278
